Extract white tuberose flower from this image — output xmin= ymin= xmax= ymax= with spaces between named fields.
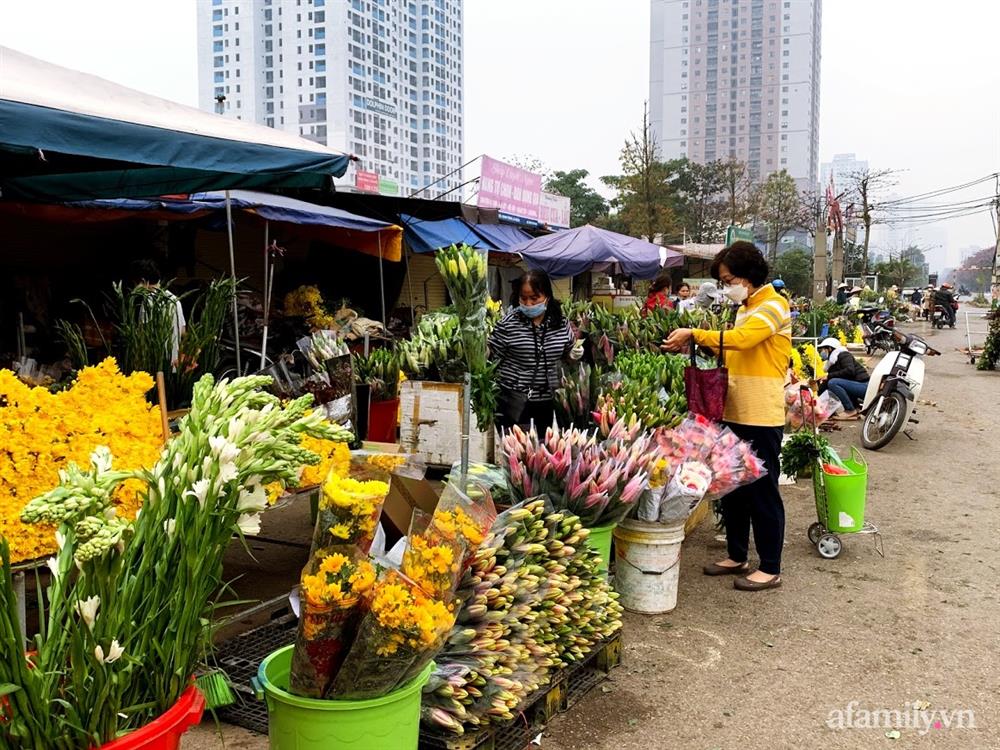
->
xmin=55 ymin=530 xmax=66 ymax=551
xmin=184 ymin=478 xmax=211 ymax=509
xmin=46 ymin=557 xmax=60 ymax=580
xmin=163 ymin=519 xmax=176 ymax=538
xmin=75 ymin=595 xmax=101 ymax=631
xmin=237 ymin=483 xmax=268 ymax=514
xmin=95 ymin=639 xmax=125 ymax=665
xmin=236 ymin=513 xmax=262 ymax=537
xmin=209 ymin=435 xmax=240 ymax=465
xmin=90 ymin=446 xmax=113 ymax=473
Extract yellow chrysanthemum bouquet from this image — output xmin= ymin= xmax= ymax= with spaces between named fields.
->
xmin=289 ymin=546 xmax=377 ymax=698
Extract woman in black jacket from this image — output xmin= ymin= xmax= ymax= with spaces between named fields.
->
xmin=817 ymin=337 xmax=869 ymax=420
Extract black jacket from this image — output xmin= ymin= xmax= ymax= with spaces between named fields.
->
xmin=826 ymin=350 xmax=868 ymax=382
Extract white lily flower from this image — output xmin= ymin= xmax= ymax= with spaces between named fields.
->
xmin=90 ymin=446 xmax=113 ymax=473
xmin=46 ymin=557 xmax=60 ymax=580
xmin=184 ymin=478 xmax=211 ymax=509
xmin=209 ymin=436 xmax=240 ymax=465
xmin=106 ymin=640 xmax=125 ymax=664
xmin=218 ymin=461 xmax=239 ymax=485
xmin=94 ymin=644 xmax=105 ymax=664
xmin=237 ymin=483 xmax=268 ymax=513
xmin=236 ymin=513 xmax=262 ymax=536
xmin=75 ymin=595 xmax=100 ymax=631
xmin=163 ymin=519 xmax=176 ymax=537
xmin=55 ymin=530 xmax=66 ymax=551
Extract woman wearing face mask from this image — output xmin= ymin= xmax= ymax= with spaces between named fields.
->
xmin=816 ymin=337 xmax=869 ymax=420
xmin=489 ymin=270 xmax=582 ymax=431
xmin=662 ymin=241 xmax=791 ymax=592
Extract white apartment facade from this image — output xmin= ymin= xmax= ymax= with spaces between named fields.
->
xmin=197 ymin=0 xmax=464 ymax=197
xmin=820 ymin=153 xmax=867 ymax=196
xmin=649 ymin=0 xmax=822 ymax=185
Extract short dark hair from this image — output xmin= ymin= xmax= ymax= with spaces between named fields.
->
xmin=710 ymin=241 xmax=769 ymax=286
xmin=128 ymin=258 xmax=162 ymax=285
xmin=675 ymin=281 xmax=690 ymax=293
xmin=648 ymin=269 xmax=673 ymax=295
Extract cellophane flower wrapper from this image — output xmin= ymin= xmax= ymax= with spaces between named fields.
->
xmin=288 ymin=545 xmax=376 ymax=698
xmin=446 ymin=461 xmax=511 ymax=507
xmin=653 ymin=415 xmax=717 ymax=479
xmin=329 ymin=568 xmax=457 ymax=700
xmin=703 ymin=427 xmax=768 ymax=503
xmin=658 ymin=462 xmax=712 ymax=524
xmin=312 ymin=466 xmax=389 ymax=554
xmin=784 ymin=383 xmax=842 ymax=429
xmin=402 ymin=509 xmax=467 ymax=605
xmin=432 ymin=480 xmax=496 ymax=572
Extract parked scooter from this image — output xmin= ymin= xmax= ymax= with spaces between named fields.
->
xmin=853 ymin=304 xmax=897 ymax=355
xmin=860 ymin=330 xmax=940 ymax=450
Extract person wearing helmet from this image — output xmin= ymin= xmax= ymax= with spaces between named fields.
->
xmin=934 ymin=283 xmax=956 ymax=327
xmin=816 ymin=337 xmax=869 ymax=419
xmin=771 ymin=279 xmax=789 ymax=300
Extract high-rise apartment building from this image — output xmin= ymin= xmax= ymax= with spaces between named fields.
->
xmin=197 ymin=0 xmax=464 ymax=197
xmin=820 ymin=153 xmax=867 ymax=195
xmin=649 ymin=0 xmax=821 ymax=185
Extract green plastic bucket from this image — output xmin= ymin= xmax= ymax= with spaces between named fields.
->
xmin=820 ymin=447 xmax=868 ymax=533
xmin=585 ymin=522 xmax=616 ymax=576
xmin=254 ymin=645 xmax=432 ymax=750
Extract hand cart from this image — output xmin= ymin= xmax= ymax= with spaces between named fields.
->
xmin=962 ymin=311 xmax=990 ymax=365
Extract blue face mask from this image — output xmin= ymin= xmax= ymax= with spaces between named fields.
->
xmin=820 ymin=350 xmax=830 ymax=361
xmin=518 ymin=301 xmax=547 ymax=319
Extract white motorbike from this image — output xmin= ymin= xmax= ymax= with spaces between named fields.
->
xmin=860 ymin=330 xmax=940 ymax=450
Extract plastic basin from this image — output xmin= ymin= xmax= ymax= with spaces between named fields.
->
xmin=98 ymin=685 xmax=204 ymax=750
xmin=585 ymin=522 xmax=616 ymax=576
xmin=256 ymin=645 xmax=432 ymax=750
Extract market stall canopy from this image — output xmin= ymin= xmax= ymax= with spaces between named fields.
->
xmin=676 ymin=243 xmax=725 ymax=260
xmin=507 ymin=224 xmax=684 ymax=279
xmin=192 ymin=191 xmax=402 ymax=261
xmin=0 ymin=46 xmax=351 ymax=201
xmin=401 ymin=214 xmax=532 ymax=254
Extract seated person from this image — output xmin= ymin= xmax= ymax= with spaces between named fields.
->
xmin=816 ymin=337 xmax=869 ymax=420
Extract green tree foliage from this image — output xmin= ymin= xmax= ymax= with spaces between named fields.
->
xmin=544 ymin=169 xmax=609 ymax=227
xmin=772 ymin=247 xmax=814 ymax=298
xmin=757 ymin=169 xmax=803 ymax=262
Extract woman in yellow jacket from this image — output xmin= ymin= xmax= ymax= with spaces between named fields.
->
xmin=664 ymin=241 xmax=790 ymax=592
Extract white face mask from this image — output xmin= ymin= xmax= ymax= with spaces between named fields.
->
xmin=723 ymin=283 xmax=749 ymax=304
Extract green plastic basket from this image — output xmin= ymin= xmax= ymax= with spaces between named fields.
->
xmin=254 ymin=645 xmax=432 ymax=750
xmin=585 ymin=522 xmax=616 ymax=576
xmin=815 ymin=447 xmax=868 ymax=533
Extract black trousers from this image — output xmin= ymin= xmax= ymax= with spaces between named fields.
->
xmin=721 ymin=423 xmax=785 ymax=575
xmin=518 ymin=399 xmax=554 ymax=433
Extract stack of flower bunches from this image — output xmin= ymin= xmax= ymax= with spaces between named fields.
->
xmin=594 ymin=350 xmax=687 ymax=434
xmin=421 ymin=499 xmax=622 ymax=736
xmin=398 ymin=311 xmax=465 ymax=382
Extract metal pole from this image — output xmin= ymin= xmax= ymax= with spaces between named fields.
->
xmin=403 ymin=246 xmax=416 ymax=327
xmin=461 ymin=372 xmax=472 ymax=485
xmin=225 ymin=190 xmax=242 ymax=374
xmin=260 ymin=221 xmax=270 ymax=370
xmin=813 ymin=211 xmax=828 ymax=303
xmin=377 ymin=233 xmax=387 ymax=327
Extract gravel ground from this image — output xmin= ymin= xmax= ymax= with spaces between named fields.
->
xmin=187 ymin=318 xmax=999 ymax=750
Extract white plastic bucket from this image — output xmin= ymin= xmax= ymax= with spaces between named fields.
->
xmin=613 ymin=519 xmax=685 ymax=614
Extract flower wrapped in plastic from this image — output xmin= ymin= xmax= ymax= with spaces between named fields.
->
xmin=402 ymin=510 xmax=466 ymax=605
xmin=445 ymin=461 xmax=511 ymax=508
xmin=329 ymin=568 xmax=457 ymax=699
xmin=429 ymin=481 xmax=496 ymax=572
xmin=312 ymin=471 xmax=389 ymax=553
xmin=653 ymin=414 xmax=718 ymax=480
xmin=703 ymin=426 xmax=768 ymax=503
xmin=785 ymin=383 xmax=843 ymax=429
xmin=289 ymin=546 xmax=376 ymax=698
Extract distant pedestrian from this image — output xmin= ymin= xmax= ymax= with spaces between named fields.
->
xmin=836 ymin=282 xmax=850 ymax=305
xmin=642 ymin=270 xmax=675 ymax=315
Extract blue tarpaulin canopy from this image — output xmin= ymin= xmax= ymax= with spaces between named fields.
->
xmin=506 ymin=224 xmax=684 ymax=279
xmin=0 ymin=46 xmax=351 ymax=201
xmin=401 ymin=214 xmax=532 ymax=254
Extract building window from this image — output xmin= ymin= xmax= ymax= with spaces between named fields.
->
xmin=212 ymin=25 xmax=222 ymax=37
xmin=212 ymin=9 xmax=222 ymax=21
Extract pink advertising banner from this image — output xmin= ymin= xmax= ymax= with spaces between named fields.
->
xmin=477 ymin=156 xmax=543 ymax=221
xmin=539 ymin=191 xmax=571 ymax=229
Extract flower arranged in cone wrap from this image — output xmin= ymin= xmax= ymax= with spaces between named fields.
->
xmin=501 ymin=418 xmax=657 ymax=527
xmin=0 ymin=373 xmax=348 ymax=747
xmin=290 ymin=546 xmax=377 ymax=698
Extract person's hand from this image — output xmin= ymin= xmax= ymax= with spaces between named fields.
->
xmin=569 ymin=338 xmax=585 ymax=361
xmin=662 ymin=328 xmax=693 ymax=353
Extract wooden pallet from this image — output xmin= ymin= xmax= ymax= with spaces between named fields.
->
xmin=419 ymin=632 xmax=623 ymax=750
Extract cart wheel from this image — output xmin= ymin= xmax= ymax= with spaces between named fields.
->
xmin=817 ymin=534 xmax=843 ymax=559
xmin=808 ymin=523 xmax=824 ymax=545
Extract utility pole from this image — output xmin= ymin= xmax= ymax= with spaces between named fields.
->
xmin=813 ymin=207 xmax=828 ymax=303
xmin=831 ymin=230 xmax=845 ymax=287
xmin=992 ymin=184 xmax=1000 ymax=303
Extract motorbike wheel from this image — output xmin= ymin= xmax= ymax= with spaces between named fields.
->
xmin=861 ymin=392 xmax=908 ymax=450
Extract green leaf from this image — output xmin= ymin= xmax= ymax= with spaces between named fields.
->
xmin=0 ymin=683 xmax=22 ymax=697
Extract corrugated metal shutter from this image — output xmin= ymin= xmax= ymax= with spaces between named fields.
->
xmin=552 ymin=277 xmax=573 ymax=302
xmin=394 ymin=251 xmax=448 ymax=311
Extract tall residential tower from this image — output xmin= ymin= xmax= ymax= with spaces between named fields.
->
xmin=649 ymin=0 xmax=821 ymax=186
xmin=197 ymin=0 xmax=465 ymax=197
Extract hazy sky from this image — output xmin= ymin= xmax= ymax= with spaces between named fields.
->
xmin=2 ymin=0 xmax=998 ymax=271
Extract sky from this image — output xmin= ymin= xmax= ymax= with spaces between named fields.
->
xmin=2 ymin=0 xmax=998 ymax=272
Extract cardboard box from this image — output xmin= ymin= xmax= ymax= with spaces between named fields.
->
xmin=381 ymin=473 xmax=440 ymax=538
xmin=398 ymin=380 xmax=493 ymax=467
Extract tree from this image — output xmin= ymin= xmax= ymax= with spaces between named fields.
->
xmin=772 ymin=247 xmax=814 ymax=298
xmin=950 ymin=246 xmax=996 ymax=292
xmin=718 ymin=157 xmax=757 ymax=228
xmin=873 ymin=253 xmax=921 ymax=289
xmin=601 ymin=104 xmax=679 ymax=242
xmin=843 ymin=168 xmax=899 ymax=277
xmin=544 ymin=169 xmax=609 ymax=227
xmin=667 ymin=158 xmax=728 ymax=244
xmin=503 ymin=154 xmax=550 ymax=182
xmin=757 ymin=170 xmax=803 ymax=262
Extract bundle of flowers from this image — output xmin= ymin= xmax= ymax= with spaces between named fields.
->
xmin=284 ymin=285 xmax=339 ymax=330
xmin=314 ymin=472 xmax=389 ymax=553
xmin=501 ymin=420 xmax=656 ymax=528
xmin=0 ymin=358 xmax=163 ymax=563
xmin=421 ymin=499 xmax=623 ymax=736
xmin=784 ymin=383 xmax=842 ymax=430
xmin=289 ymin=547 xmax=377 ymax=698
xmin=0 ymin=374 xmax=347 ymax=747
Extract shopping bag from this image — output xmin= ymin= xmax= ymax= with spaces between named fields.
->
xmin=684 ymin=329 xmax=728 ymax=422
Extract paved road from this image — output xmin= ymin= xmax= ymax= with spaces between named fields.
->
xmin=188 ymin=321 xmax=1000 ymax=749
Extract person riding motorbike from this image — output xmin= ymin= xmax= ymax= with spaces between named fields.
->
xmin=816 ymin=337 xmax=869 ymax=420
xmin=934 ymin=283 xmax=956 ymax=327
